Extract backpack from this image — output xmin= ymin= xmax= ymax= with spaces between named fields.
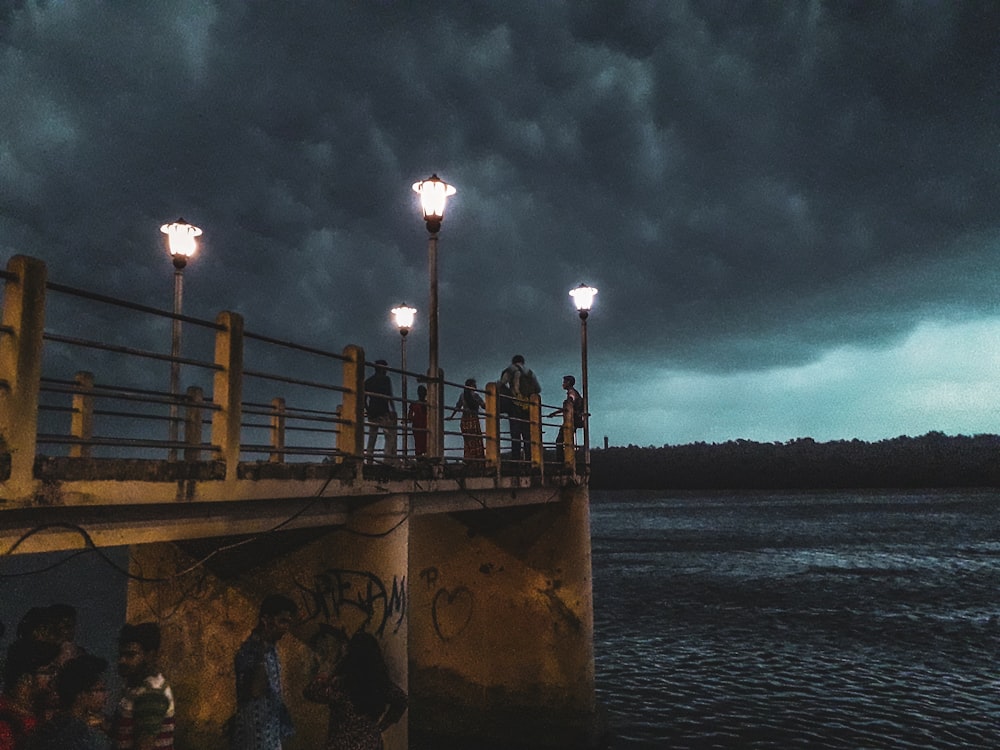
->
xmin=517 ymin=367 xmax=541 ymax=398
xmin=498 ymin=370 xmax=516 ymax=416
xmin=570 ymin=390 xmax=584 ymax=429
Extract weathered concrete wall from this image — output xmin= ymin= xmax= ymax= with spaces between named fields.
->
xmin=408 ymin=485 xmax=597 ymax=747
xmin=124 ymin=487 xmax=596 ymax=749
xmin=126 ymin=495 xmax=409 ymax=750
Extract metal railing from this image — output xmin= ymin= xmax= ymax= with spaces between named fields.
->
xmin=0 ymin=254 xmax=583 ymax=497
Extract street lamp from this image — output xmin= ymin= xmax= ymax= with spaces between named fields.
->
xmin=569 ymin=283 xmax=597 ymax=470
xmin=391 ymin=304 xmax=416 ymax=460
xmin=412 ymin=174 xmax=456 ymax=460
xmin=160 ymin=217 xmax=202 ymax=460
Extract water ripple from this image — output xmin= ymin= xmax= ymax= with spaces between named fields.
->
xmin=592 ymin=490 xmax=1000 ymax=749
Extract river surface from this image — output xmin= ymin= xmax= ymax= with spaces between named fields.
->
xmin=590 ymin=489 xmax=1000 ymax=748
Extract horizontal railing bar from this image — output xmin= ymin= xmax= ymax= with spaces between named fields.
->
xmin=42 ymin=332 xmax=223 ymax=371
xmin=37 ymin=434 xmax=219 ymax=451
xmin=38 ymin=404 xmax=76 ymax=414
xmin=243 ymin=401 xmax=340 ymax=416
xmin=244 ymin=329 xmax=348 ymax=362
xmin=240 ymin=421 xmax=338 ymax=436
xmin=45 ymin=280 xmax=225 ymax=330
xmin=240 ymin=445 xmax=343 ymax=456
xmin=40 ymin=383 xmax=221 ymax=412
xmin=243 ymin=368 xmax=348 ymax=393
xmin=240 ymin=408 xmax=343 ymax=425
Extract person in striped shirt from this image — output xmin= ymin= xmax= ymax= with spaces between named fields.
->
xmin=113 ymin=623 xmax=174 ymax=750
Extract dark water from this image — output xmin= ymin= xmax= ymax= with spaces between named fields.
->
xmin=591 ymin=489 xmax=1000 ymax=749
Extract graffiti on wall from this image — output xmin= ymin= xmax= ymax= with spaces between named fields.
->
xmin=294 ymin=568 xmax=406 ymax=636
xmin=420 ymin=566 xmax=474 ymax=642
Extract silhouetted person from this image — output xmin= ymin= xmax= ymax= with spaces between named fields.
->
xmin=231 ymin=595 xmax=298 ymax=750
xmin=364 ymin=360 xmax=397 ymax=465
xmin=29 ymin=654 xmax=111 ymax=750
xmin=303 ymin=631 xmax=407 ymax=750
xmin=548 ymin=375 xmax=583 ymax=464
xmin=499 ymin=355 xmax=540 ymax=463
xmin=451 ymin=378 xmax=486 ymax=463
xmin=408 ymin=384 xmax=428 ymax=457
xmin=0 ymin=638 xmax=60 ymax=749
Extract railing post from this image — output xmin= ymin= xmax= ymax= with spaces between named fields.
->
xmin=69 ymin=371 xmax=94 ymax=459
xmin=184 ymin=386 xmax=204 ymax=463
xmin=338 ymin=345 xmax=365 ymax=463
xmin=484 ymin=382 xmax=501 ymax=475
xmin=210 ymin=311 xmax=243 ymax=480
xmin=0 ymin=255 xmax=47 ymax=501
xmin=270 ymin=397 xmax=285 ymax=464
xmin=529 ymin=393 xmax=543 ymax=474
xmin=561 ymin=410 xmax=577 ymax=474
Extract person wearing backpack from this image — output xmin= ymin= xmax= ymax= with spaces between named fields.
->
xmin=499 ymin=355 xmax=540 ymax=463
xmin=548 ymin=375 xmax=583 ymax=465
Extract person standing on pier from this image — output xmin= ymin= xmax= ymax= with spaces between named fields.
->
xmin=407 ymin=384 xmax=428 ymax=457
xmin=113 ymin=623 xmax=174 ymax=750
xmin=364 ymin=360 xmax=398 ymax=465
xmin=231 ymin=595 xmax=298 ymax=750
xmin=548 ymin=375 xmax=583 ymax=464
xmin=451 ymin=378 xmax=486 ymax=463
xmin=499 ymin=355 xmax=540 ymax=463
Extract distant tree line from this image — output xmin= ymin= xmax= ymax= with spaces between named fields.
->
xmin=589 ymin=432 xmax=1000 ymax=490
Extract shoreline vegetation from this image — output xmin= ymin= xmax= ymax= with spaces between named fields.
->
xmin=590 ymin=432 xmax=1000 ymax=490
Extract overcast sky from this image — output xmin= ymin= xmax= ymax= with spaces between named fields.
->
xmin=2 ymin=1 xmax=998 ymax=447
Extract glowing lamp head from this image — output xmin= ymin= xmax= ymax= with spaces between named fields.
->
xmin=412 ymin=174 xmax=456 ymax=233
xmin=160 ymin=218 xmax=202 ymax=269
xmin=570 ymin=283 xmax=598 ymax=318
xmin=391 ymin=304 xmax=417 ymax=336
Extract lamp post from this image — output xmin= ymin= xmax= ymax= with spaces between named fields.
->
xmin=412 ymin=174 xmax=456 ymax=460
xmin=569 ymin=283 xmax=597 ymax=470
xmin=160 ymin=217 xmax=202 ymax=460
xmin=391 ymin=304 xmax=416 ymax=460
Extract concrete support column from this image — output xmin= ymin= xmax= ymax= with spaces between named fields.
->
xmin=338 ymin=345 xmax=365 ymax=463
xmin=210 ymin=311 xmax=244 ymax=480
xmin=0 ymin=255 xmax=47 ymax=502
xmin=408 ymin=485 xmax=598 ymax=747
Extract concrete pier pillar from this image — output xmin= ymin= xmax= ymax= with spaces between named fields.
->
xmin=408 ymin=485 xmax=597 ymax=747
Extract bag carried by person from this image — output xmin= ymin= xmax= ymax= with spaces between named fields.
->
xmin=498 ymin=371 xmax=515 ymax=416
xmin=570 ymin=390 xmax=584 ymax=429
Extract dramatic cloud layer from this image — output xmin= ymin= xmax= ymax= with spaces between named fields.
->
xmin=1 ymin=1 xmax=998 ymax=445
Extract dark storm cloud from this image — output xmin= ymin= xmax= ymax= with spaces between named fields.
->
xmin=1 ymin=0 xmax=998 ymax=443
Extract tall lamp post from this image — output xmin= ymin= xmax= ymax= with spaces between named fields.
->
xmin=569 ymin=283 xmax=597 ymax=470
xmin=412 ymin=174 xmax=456 ymax=460
xmin=391 ymin=304 xmax=416 ymax=460
xmin=160 ymin=218 xmax=202 ymax=460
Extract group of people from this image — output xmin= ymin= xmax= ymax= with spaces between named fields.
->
xmin=232 ymin=594 xmax=407 ymax=750
xmin=0 ymin=604 xmax=173 ymax=750
xmin=363 ymin=354 xmax=584 ymax=465
xmin=0 ymin=596 xmax=406 ymax=750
